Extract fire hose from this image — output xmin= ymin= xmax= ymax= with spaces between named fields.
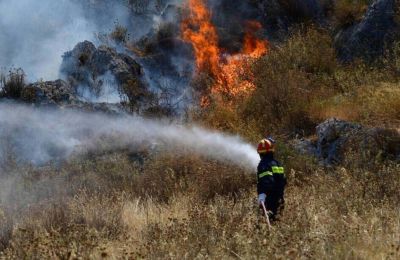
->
xmin=260 ymin=201 xmax=271 ymax=229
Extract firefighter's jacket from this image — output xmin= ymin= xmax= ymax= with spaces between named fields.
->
xmin=257 ymin=153 xmax=286 ymax=194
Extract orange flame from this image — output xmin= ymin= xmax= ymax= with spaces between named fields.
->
xmin=242 ymin=21 xmax=268 ymax=58
xmin=181 ymin=0 xmax=268 ymax=106
xmin=181 ymin=0 xmax=221 ymax=77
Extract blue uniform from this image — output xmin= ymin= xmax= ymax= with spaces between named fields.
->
xmin=257 ymin=153 xmax=286 ymax=219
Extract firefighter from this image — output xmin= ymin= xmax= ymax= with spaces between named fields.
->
xmin=257 ymin=136 xmax=286 ymax=221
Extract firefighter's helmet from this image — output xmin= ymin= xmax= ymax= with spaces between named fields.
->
xmin=257 ymin=137 xmax=275 ymax=154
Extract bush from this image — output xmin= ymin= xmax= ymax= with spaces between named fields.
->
xmin=310 ymin=83 xmax=400 ymax=126
xmin=120 ymin=78 xmax=154 ymax=112
xmin=242 ymin=28 xmax=337 ymax=135
xmin=110 ymin=24 xmax=128 ymax=44
xmin=384 ymin=41 xmax=400 ymax=78
xmin=333 ymin=0 xmax=372 ymax=28
xmin=134 ymin=151 xmax=254 ymax=202
xmin=0 ymin=68 xmax=26 ymax=99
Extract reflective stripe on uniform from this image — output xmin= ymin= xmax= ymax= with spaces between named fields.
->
xmin=271 ymin=166 xmax=284 ymax=174
xmin=258 ymin=171 xmax=273 ymax=178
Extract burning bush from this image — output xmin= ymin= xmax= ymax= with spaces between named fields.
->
xmin=181 ymin=0 xmax=268 ymax=107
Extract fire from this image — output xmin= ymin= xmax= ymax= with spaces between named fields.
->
xmin=242 ymin=21 xmax=268 ymax=58
xmin=181 ymin=0 xmax=268 ymax=106
xmin=181 ymin=0 xmax=221 ymax=78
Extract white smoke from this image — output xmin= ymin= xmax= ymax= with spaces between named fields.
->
xmin=0 ymin=102 xmax=259 ymax=170
xmin=75 ymin=71 xmax=123 ymax=103
xmin=0 ymin=0 xmax=146 ymax=80
xmin=0 ymin=0 xmax=99 ymax=81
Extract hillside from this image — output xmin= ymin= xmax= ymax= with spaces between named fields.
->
xmin=0 ymin=0 xmax=400 ymax=259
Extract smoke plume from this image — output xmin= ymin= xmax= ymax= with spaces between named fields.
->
xmin=0 ymin=0 xmax=94 ymax=80
xmin=0 ymin=102 xmax=259 ymax=170
xmin=0 ymin=0 xmax=137 ymax=81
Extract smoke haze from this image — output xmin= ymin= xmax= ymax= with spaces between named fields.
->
xmin=0 ymin=102 xmax=259 ymax=170
xmin=0 ymin=0 xmax=97 ymax=80
xmin=0 ymin=0 xmax=152 ymax=81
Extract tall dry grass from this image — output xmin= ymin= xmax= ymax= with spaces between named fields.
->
xmin=1 ymin=147 xmax=399 ymax=259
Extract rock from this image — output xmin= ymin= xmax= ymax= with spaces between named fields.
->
xmin=60 ymin=41 xmax=149 ymax=105
xmin=19 ymin=79 xmax=124 ymax=114
xmin=61 ymin=40 xmax=143 ymax=85
xmin=346 ymin=127 xmax=400 ymax=163
xmin=296 ymin=118 xmax=400 ymax=165
xmin=316 ymin=118 xmax=362 ymax=164
xmin=335 ymin=0 xmax=399 ymax=62
xmin=293 ymin=138 xmax=318 ymax=156
xmin=21 ymin=79 xmax=77 ymax=105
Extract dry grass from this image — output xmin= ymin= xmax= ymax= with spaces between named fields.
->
xmin=0 ymin=147 xmax=399 ymax=259
xmin=122 ymin=195 xmax=190 ymax=236
xmin=310 ymin=82 xmax=400 ymax=127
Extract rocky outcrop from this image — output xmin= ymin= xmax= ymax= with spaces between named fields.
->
xmin=295 ymin=118 xmax=400 ymax=165
xmin=61 ymin=41 xmax=143 ymax=85
xmin=60 ymin=41 xmax=150 ymax=106
xmin=335 ymin=0 xmax=399 ymax=62
xmin=18 ymin=79 xmax=123 ymax=114
xmin=315 ymin=118 xmax=363 ymax=164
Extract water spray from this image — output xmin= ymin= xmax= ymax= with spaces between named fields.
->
xmin=0 ymin=102 xmax=259 ymax=170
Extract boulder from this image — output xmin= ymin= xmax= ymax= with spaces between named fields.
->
xmin=315 ymin=118 xmax=362 ymax=164
xmin=60 ymin=41 xmax=149 ymax=105
xmin=60 ymin=41 xmax=143 ymax=85
xmin=335 ymin=0 xmax=399 ymax=62
xmin=295 ymin=118 xmax=400 ymax=165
